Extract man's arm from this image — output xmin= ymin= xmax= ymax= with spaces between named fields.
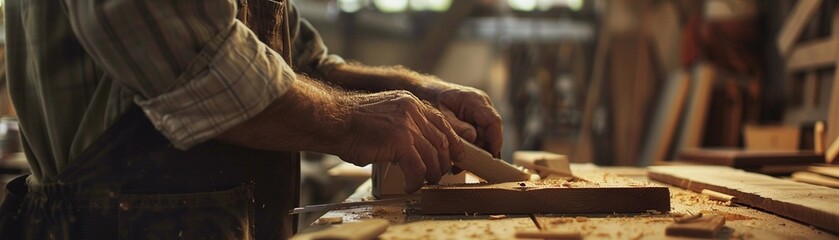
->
xmin=325 ymin=64 xmax=504 ymax=157
xmin=62 ymin=0 xmax=296 ymax=149
xmin=217 ymin=77 xmax=464 ymax=192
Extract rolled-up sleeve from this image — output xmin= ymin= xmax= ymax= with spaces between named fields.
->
xmin=63 ymin=0 xmax=295 ymax=149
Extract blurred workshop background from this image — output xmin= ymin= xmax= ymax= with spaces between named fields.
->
xmin=1 ymin=0 xmax=836 ymax=229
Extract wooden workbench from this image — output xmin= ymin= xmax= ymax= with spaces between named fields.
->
xmin=301 ymin=166 xmax=836 ymax=239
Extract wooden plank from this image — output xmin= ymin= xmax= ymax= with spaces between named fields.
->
xmin=786 ymin=39 xmax=836 ymax=71
xmin=648 ymin=166 xmax=839 ymax=233
xmin=829 ymin=10 xmax=839 ymax=148
xmin=420 ymin=176 xmax=670 ymax=215
xmin=677 ymin=148 xmax=824 ymax=167
xmin=665 ymin=215 xmax=726 ymax=238
xmin=640 ymin=72 xmax=692 ymax=165
xmin=777 ymin=0 xmax=822 ymax=57
xmin=677 ymin=64 xmax=716 ymax=150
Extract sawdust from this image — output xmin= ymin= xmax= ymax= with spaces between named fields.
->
xmin=700 ymin=210 xmax=756 ymax=221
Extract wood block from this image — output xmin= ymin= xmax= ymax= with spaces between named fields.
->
xmin=513 ymin=151 xmax=572 ymax=178
xmin=291 ymin=219 xmax=388 ymax=240
xmin=648 ymin=166 xmax=839 ymax=233
xmin=792 ymin=171 xmax=839 ymax=188
xmin=372 ymin=162 xmax=466 ymax=198
xmin=372 ymin=162 xmax=408 ymax=198
xmin=420 ymin=176 xmax=670 ymax=215
xmin=678 ymin=148 xmax=824 ymax=167
xmin=665 ymin=215 xmax=726 ymax=238
xmin=777 ymin=0 xmax=822 ymax=57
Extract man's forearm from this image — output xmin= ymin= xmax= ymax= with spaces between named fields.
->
xmin=217 ymin=77 xmax=351 ymax=154
xmin=324 ymin=64 xmax=449 ymax=103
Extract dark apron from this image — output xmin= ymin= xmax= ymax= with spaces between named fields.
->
xmin=0 ymin=106 xmax=300 ymax=239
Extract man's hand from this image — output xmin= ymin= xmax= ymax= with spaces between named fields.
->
xmin=429 ymin=83 xmax=503 ymax=158
xmin=337 ymin=91 xmax=464 ymax=192
xmin=324 ymin=64 xmax=504 ymax=158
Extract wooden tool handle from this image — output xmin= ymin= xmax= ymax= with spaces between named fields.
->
xmin=454 ymin=141 xmax=531 ymax=183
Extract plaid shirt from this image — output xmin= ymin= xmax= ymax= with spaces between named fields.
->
xmin=4 ymin=0 xmax=343 ymax=182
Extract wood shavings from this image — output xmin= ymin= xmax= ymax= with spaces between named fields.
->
xmin=575 ymin=216 xmax=588 ymax=222
xmin=700 ymin=210 xmax=756 ymax=221
xmin=550 ymin=218 xmax=573 ymax=225
xmin=489 ymin=214 xmax=507 ymax=220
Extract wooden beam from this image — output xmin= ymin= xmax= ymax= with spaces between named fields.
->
xmin=648 ymin=166 xmax=839 ymax=233
xmin=410 ymin=0 xmax=478 ymax=73
xmin=420 ymin=176 xmax=670 ymax=215
xmin=786 ymin=39 xmax=836 ymax=71
xmin=777 ymin=0 xmax=822 ymax=57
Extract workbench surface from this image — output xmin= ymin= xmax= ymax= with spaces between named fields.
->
xmin=301 ymin=166 xmax=836 ymax=239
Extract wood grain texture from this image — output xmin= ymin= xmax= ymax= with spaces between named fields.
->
xmin=665 ymin=215 xmax=726 ymax=238
xmin=777 ymin=0 xmax=822 ymax=57
xmin=677 ymin=148 xmax=824 ymax=167
xmin=648 ymin=166 xmax=839 ymax=233
xmin=420 ymin=177 xmax=670 ymax=215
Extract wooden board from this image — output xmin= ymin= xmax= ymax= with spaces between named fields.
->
xmin=829 ymin=11 xmax=839 ymax=155
xmin=777 ymin=0 xmax=823 ymax=57
xmin=640 ymin=71 xmax=691 ymax=165
xmin=420 ymin=176 xmax=670 ymax=215
xmin=678 ymin=148 xmax=824 ymax=167
xmin=648 ymin=166 xmax=839 ymax=233
xmin=676 ymin=64 xmax=716 ymax=150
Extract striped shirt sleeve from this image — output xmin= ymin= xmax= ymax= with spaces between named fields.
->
xmin=63 ymin=0 xmax=295 ymax=149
